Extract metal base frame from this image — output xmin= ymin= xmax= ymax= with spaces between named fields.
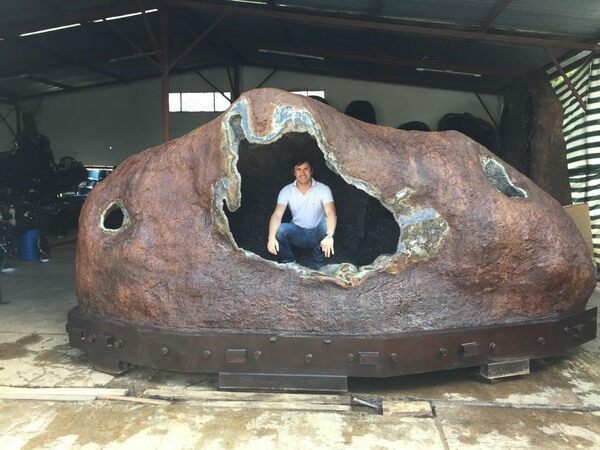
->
xmin=479 ymin=359 xmax=530 ymax=382
xmin=67 ymin=307 xmax=597 ymax=391
xmin=218 ymin=373 xmax=348 ymax=392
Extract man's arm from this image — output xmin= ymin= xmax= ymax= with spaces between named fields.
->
xmin=320 ymin=201 xmax=337 ymax=258
xmin=267 ymin=203 xmax=286 ymax=255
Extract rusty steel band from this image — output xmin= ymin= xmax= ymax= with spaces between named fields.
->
xmin=67 ymin=306 xmax=597 ymax=377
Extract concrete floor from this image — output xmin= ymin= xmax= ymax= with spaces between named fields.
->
xmin=0 ymin=239 xmax=599 ymax=449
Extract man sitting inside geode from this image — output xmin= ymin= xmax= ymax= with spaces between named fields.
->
xmin=267 ymin=156 xmax=337 ymax=270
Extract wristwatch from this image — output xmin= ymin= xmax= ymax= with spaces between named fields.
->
xmin=326 ymin=232 xmax=334 ymax=238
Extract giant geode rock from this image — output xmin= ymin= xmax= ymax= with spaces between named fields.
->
xmin=76 ymin=88 xmax=595 ymax=337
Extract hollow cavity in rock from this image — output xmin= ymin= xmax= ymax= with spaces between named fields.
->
xmin=224 ymin=132 xmax=400 ymax=269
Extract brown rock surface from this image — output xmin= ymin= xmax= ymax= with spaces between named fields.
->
xmin=76 ymin=88 xmax=595 ymax=334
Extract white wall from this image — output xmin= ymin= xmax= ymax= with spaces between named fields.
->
xmin=9 ymin=66 xmax=502 ymax=165
xmin=17 ymin=68 xmax=231 ymax=165
xmin=245 ymin=67 xmax=503 ymax=131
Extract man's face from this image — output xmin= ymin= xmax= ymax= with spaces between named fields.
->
xmin=294 ymin=162 xmax=313 ymax=185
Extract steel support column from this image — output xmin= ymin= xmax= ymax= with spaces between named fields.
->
xmin=232 ymin=64 xmax=241 ymax=100
xmin=160 ymin=9 xmax=170 ymax=143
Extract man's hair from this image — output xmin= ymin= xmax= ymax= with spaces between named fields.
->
xmin=293 ymin=156 xmax=312 ymax=169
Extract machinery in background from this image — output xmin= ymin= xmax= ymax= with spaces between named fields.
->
xmin=59 ymin=165 xmax=114 ymax=200
xmin=0 ymin=113 xmax=113 ymax=267
xmin=56 ymin=165 xmax=114 ymax=235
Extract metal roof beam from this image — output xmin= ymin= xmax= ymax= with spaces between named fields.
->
xmin=25 ymin=0 xmax=161 ymax=73
xmin=479 ymin=0 xmax=513 ymax=32
xmin=245 ymin=61 xmax=500 ymax=94
xmin=544 ymin=47 xmax=587 ymax=113
xmin=17 ymin=40 xmax=129 ymax=83
xmin=447 ymin=0 xmax=514 ymax=59
xmin=0 ymin=60 xmax=97 ymax=80
xmin=0 ymin=45 xmax=218 ymax=81
xmin=17 ymin=61 xmax=222 ymax=101
xmin=278 ymin=18 xmax=308 ymax=72
xmin=27 ymin=74 xmax=73 ymax=91
xmin=256 ymin=68 xmax=278 ymax=88
xmin=369 ymin=0 xmax=382 ymax=19
xmin=193 ymin=70 xmax=231 ymax=102
xmin=138 ymin=0 xmax=161 ymax=56
xmin=167 ymin=0 xmax=599 ymax=51
xmin=174 ymin=8 xmax=244 ymax=67
xmin=99 ymin=19 xmax=161 ymax=70
xmin=248 ymin=41 xmax=518 ymax=77
xmin=169 ymin=12 xmax=228 ymax=71
xmin=264 ymin=0 xmax=307 ymax=71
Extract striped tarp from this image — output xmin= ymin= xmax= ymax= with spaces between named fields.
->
xmin=550 ymin=51 xmax=600 ymax=263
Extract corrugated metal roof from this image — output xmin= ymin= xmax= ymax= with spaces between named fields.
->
xmin=495 ymin=0 xmax=600 ymax=39
xmin=381 ymin=0 xmax=499 ymax=27
xmin=277 ymin=0 xmax=372 ymax=16
xmin=0 ymin=0 xmax=598 ymax=100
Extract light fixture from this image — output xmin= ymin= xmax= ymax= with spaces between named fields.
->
xmin=0 ymin=74 xmax=28 ymax=81
xmin=20 ymin=23 xmax=81 ymax=37
xmin=416 ymin=67 xmax=482 ymax=78
xmin=229 ymin=0 xmax=268 ymax=4
xmin=92 ymin=9 xmax=158 ymax=23
xmin=109 ymin=51 xmax=159 ymax=63
xmin=258 ymin=48 xmax=325 ymax=61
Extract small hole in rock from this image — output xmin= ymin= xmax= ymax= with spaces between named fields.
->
xmin=225 ymin=132 xmax=400 ymax=269
xmin=103 ymin=204 xmax=125 ymax=230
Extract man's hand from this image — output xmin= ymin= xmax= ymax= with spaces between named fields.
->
xmin=267 ymin=237 xmax=279 ymax=255
xmin=320 ymin=236 xmax=334 ymax=258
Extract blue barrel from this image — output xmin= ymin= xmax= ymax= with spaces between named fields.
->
xmin=19 ymin=228 xmax=40 ymax=261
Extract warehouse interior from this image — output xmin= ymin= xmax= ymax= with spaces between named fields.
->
xmin=1 ymin=0 xmax=599 ymax=448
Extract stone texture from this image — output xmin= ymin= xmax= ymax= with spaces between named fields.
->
xmin=76 ymin=88 xmax=595 ymax=334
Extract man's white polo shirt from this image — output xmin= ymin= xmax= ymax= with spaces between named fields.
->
xmin=276 ymin=178 xmax=333 ymax=229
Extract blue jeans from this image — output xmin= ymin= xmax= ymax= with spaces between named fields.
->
xmin=276 ymin=219 xmax=327 ymax=269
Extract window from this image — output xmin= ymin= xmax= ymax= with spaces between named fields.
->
xmin=291 ymin=90 xmax=325 ymax=99
xmin=168 ymin=93 xmax=181 ymax=112
xmin=168 ymin=90 xmax=324 ymax=112
xmin=169 ymin=92 xmax=232 ymax=112
xmin=182 ymin=92 xmax=213 ymax=112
